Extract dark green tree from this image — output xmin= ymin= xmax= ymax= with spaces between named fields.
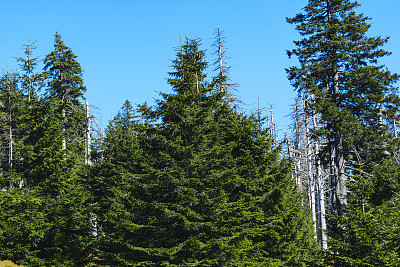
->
xmin=14 ymin=39 xmax=45 ymax=188
xmin=15 ymin=38 xmax=43 ymax=103
xmin=101 ymin=100 xmax=142 ymax=174
xmin=20 ymin=34 xmax=92 ymax=265
xmin=0 ymin=188 xmax=49 ymax=266
xmin=0 ymin=36 xmax=93 ymax=266
xmin=287 ymin=0 xmax=400 ymax=264
xmin=93 ymin=37 xmax=316 ymax=266
xmin=89 ymin=100 xmax=145 ymax=264
xmin=26 ymin=33 xmax=88 ymax=191
xmin=43 ymin=33 xmax=86 ymax=152
xmin=288 ymin=0 xmax=399 ymax=211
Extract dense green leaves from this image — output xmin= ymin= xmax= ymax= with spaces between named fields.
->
xmin=0 ymin=3 xmax=398 ymax=263
xmin=0 ymin=35 xmax=93 ymax=266
xmin=90 ymin=37 xmax=316 ymax=266
xmin=44 ymin=33 xmax=86 ymax=105
xmin=288 ymin=0 xmax=400 ymax=265
xmin=0 ymin=189 xmax=48 ymax=266
xmin=327 ymin=199 xmax=400 ymax=266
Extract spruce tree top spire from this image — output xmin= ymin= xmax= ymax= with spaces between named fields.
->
xmin=44 ymin=32 xmax=86 ymax=106
xmin=167 ymin=37 xmax=207 ymax=95
xmin=15 ymin=38 xmax=42 ymax=102
xmin=43 ymin=33 xmax=87 ymax=152
xmin=156 ymin=37 xmax=213 ymax=126
xmin=287 ymin=0 xmax=392 ymax=80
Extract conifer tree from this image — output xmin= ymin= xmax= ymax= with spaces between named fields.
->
xmin=32 ymin=34 xmax=92 ymax=265
xmin=89 ymin=99 xmax=144 ymax=264
xmin=287 ymin=0 xmax=399 ymax=211
xmin=287 ymin=0 xmax=400 ymax=263
xmin=15 ymin=38 xmax=43 ymax=103
xmin=101 ymin=100 xmax=141 ymax=173
xmin=25 ymin=33 xmax=87 ymax=188
xmin=14 ymin=39 xmax=44 ymax=188
xmin=43 ymin=33 xmax=86 ymax=152
xmin=93 ymin=37 xmax=317 ymax=266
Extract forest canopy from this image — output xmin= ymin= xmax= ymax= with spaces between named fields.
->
xmin=0 ymin=0 xmax=399 ymax=266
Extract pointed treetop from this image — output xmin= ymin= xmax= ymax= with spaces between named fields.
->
xmin=44 ymin=33 xmax=86 ymax=104
xmin=211 ymin=27 xmax=240 ymax=103
xmin=167 ymin=37 xmax=207 ymax=95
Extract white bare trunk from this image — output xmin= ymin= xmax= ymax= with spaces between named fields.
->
xmin=269 ymin=105 xmax=277 ymax=148
xmin=9 ymin=106 xmax=12 ymax=173
xmin=85 ymin=101 xmax=92 ymax=165
xmin=293 ymin=98 xmax=303 ymax=191
xmin=312 ymin=107 xmax=327 ymax=250
xmin=62 ymin=107 xmax=66 ymax=151
xmin=303 ymin=97 xmax=317 ymax=239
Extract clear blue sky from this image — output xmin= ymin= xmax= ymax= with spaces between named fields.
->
xmin=1 ymin=0 xmax=399 ymax=136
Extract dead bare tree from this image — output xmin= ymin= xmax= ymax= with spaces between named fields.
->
xmin=212 ymin=27 xmax=241 ymax=104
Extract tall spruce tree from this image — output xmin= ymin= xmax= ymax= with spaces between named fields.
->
xmin=0 ymin=39 xmax=44 ymax=189
xmin=287 ymin=0 xmax=400 ymax=264
xmin=287 ymin=0 xmax=399 ymax=210
xmin=28 ymin=33 xmax=88 ymax=188
xmin=93 ymin=37 xmax=316 ymax=266
xmin=43 ymin=33 xmax=86 ymax=152
xmin=34 ymin=34 xmax=92 ymax=265
xmin=14 ymin=39 xmax=44 ymax=188
xmin=15 ymin=38 xmax=43 ymax=103
xmin=0 ymin=42 xmax=47 ymax=266
xmin=89 ymin=99 xmax=145 ymax=264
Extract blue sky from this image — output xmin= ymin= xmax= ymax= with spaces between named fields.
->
xmin=1 ymin=0 xmax=399 ymax=136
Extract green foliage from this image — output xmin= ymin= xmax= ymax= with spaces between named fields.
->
xmin=43 ymin=33 xmax=87 ymax=157
xmin=327 ymin=198 xmax=400 ymax=266
xmin=92 ymin=37 xmax=317 ymax=266
xmin=2 ymin=16 xmax=398 ymax=265
xmin=38 ymin=172 xmax=93 ymax=266
xmin=0 ymin=185 xmax=93 ymax=266
xmin=287 ymin=0 xmax=400 ymax=167
xmin=0 ymin=189 xmax=48 ymax=266
xmin=15 ymin=38 xmax=43 ymax=102
xmin=0 ymin=34 xmax=93 ymax=266
xmin=326 ymin=159 xmax=400 ymax=266
xmin=44 ymin=33 xmax=86 ymax=105
xmin=287 ymin=0 xmax=400 ymax=265
xmin=0 ymin=73 xmax=24 ymax=186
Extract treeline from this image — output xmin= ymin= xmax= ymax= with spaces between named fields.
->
xmin=0 ymin=33 xmax=316 ymax=266
xmin=1 ymin=0 xmax=400 ymax=266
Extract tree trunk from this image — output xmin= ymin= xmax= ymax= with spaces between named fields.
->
xmin=85 ymin=101 xmax=92 ymax=165
xmin=303 ymin=97 xmax=317 ymax=239
xmin=333 ymin=69 xmax=347 ymax=210
xmin=312 ymin=107 xmax=327 ymax=250
xmin=62 ymin=106 xmax=66 ymax=151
